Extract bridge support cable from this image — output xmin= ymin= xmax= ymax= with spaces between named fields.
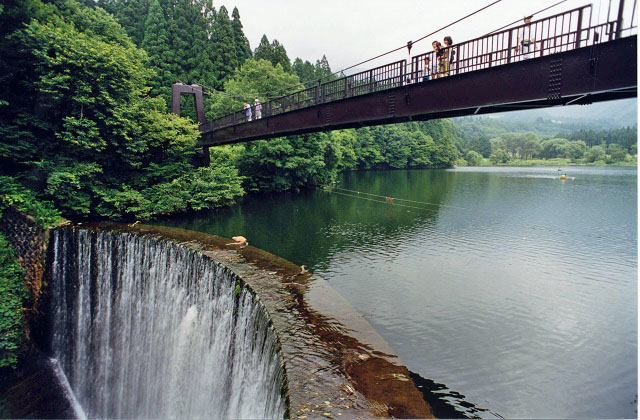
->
xmin=196 ymin=3 xmax=636 ymax=147
xmin=222 ymin=0 xmax=507 ymax=102
xmin=484 ymin=0 xmax=569 ymax=36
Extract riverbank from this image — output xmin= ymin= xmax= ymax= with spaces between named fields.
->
xmin=456 ymin=157 xmax=638 ymax=167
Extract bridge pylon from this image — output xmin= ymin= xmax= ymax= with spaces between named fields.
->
xmin=171 ymin=83 xmax=209 ymax=166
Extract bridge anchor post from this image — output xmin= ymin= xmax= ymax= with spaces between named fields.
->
xmin=171 ymin=82 xmax=209 ymax=166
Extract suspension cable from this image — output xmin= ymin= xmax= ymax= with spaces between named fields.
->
xmin=484 ymin=0 xmax=568 ymax=35
xmin=252 ymin=0 xmax=505 ymax=100
xmin=194 ymin=0 xmax=571 ymax=105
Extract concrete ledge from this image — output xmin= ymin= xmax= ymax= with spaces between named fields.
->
xmin=91 ymin=222 xmax=434 ymax=418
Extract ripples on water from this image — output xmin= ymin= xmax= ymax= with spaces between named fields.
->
xmin=158 ymin=166 xmax=637 ymax=419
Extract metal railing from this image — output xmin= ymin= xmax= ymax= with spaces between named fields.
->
xmin=202 ymin=4 xmax=635 ymax=132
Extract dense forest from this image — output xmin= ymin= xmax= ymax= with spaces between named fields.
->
xmin=455 ymin=117 xmax=637 ymax=166
xmin=0 ymin=0 xmax=637 ymax=369
xmin=0 ymin=0 xmax=458 ymax=368
xmin=0 ymin=0 xmax=460 ymax=223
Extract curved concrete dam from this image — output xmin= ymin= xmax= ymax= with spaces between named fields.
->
xmin=34 ymin=223 xmax=433 ymax=418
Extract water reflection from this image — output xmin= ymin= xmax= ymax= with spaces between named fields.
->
xmin=408 ymin=371 xmax=496 ymax=419
xmin=157 ymin=166 xmax=637 ymax=418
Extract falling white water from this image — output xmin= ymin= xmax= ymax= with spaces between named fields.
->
xmin=47 ymin=229 xmax=286 ymax=419
xmin=48 ymin=358 xmax=87 ymax=420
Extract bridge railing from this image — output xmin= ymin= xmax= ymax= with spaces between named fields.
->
xmin=410 ymin=5 xmax=594 ymax=79
xmin=204 ymin=3 xmax=636 ymax=133
xmin=204 ymin=60 xmax=406 ymax=130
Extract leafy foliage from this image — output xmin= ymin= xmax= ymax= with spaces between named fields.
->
xmin=253 ymin=34 xmax=291 ymax=73
xmin=465 ymin=150 xmax=483 ymax=165
xmin=1 ymin=0 xmax=244 ymax=221
xmin=237 ymin=134 xmax=340 ymax=192
xmin=0 ymin=177 xmax=60 ymax=228
xmin=207 ymin=58 xmax=301 ymax=119
xmin=0 ymin=234 xmax=26 ymax=369
xmin=231 ymin=7 xmax=252 ymax=65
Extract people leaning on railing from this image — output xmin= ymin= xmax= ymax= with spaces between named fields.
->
xmin=444 ymin=36 xmax=455 ymax=75
xmin=423 ymin=56 xmax=431 ymax=81
xmin=432 ymin=41 xmax=444 ymax=78
xmin=243 ymin=102 xmax=252 ymax=122
xmin=254 ymin=99 xmax=262 ymax=119
xmin=515 ymin=15 xmax=536 ymax=59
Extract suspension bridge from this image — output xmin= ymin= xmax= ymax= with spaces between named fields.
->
xmin=171 ymin=3 xmax=637 ymax=164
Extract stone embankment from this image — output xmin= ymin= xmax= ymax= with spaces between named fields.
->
xmin=0 ymin=208 xmax=76 ymax=417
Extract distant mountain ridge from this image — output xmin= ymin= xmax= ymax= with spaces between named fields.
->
xmin=454 ymin=98 xmax=637 ymax=131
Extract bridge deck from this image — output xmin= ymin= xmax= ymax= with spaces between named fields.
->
xmin=180 ymin=5 xmax=637 ymax=147
xmin=199 ymin=36 xmax=636 ymax=146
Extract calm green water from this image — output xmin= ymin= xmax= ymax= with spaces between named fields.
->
xmin=158 ymin=166 xmax=637 ymax=418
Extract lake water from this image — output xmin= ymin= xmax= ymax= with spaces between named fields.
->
xmin=158 ymin=166 xmax=637 ymax=418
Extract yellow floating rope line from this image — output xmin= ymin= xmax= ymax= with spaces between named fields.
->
xmin=328 ymin=190 xmax=437 ymax=212
xmin=331 ymin=186 xmax=471 ymax=211
xmin=325 ymin=186 xmax=622 ymax=244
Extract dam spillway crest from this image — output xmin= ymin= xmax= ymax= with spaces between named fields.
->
xmin=44 ymin=227 xmax=287 ymax=418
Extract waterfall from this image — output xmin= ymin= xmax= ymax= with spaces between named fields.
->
xmin=46 ymin=228 xmax=287 ymax=419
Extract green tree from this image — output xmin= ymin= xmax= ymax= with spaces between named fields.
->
xmin=254 ymin=34 xmax=272 ymax=63
xmin=353 ymin=128 xmax=385 ymax=169
xmin=607 ymin=143 xmax=628 ymax=162
xmin=141 ymin=0 xmax=173 ymax=98
xmin=466 ymin=150 xmax=483 ymax=165
xmin=490 ymin=148 xmax=510 ymax=164
xmin=210 ymin=5 xmax=238 ymax=87
xmin=540 ymin=138 xmax=570 ymax=159
xmin=565 ymin=140 xmax=587 ymax=160
xmin=237 ymin=133 xmax=340 ymax=192
xmin=231 ymin=7 xmax=252 ymax=65
xmin=270 ymin=40 xmax=291 ymax=72
xmin=253 ymin=35 xmax=291 ymax=73
xmin=207 ymin=58 xmax=300 ymax=119
xmin=1 ymin=0 xmax=244 ymax=220
xmin=330 ymin=130 xmax=358 ymax=171
xmin=418 ymin=120 xmax=459 ymax=167
xmin=584 ymin=145 xmax=606 ymax=163
xmin=315 ymin=55 xmax=334 ymax=80
xmin=293 ymin=57 xmax=319 ymax=87
xmin=110 ymin=0 xmax=149 ymax=45
xmin=465 ymin=134 xmax=492 ymax=157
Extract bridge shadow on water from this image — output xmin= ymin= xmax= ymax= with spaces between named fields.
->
xmin=408 ymin=370 xmax=501 ymax=419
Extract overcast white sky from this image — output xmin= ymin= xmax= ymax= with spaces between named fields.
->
xmin=227 ymin=0 xmax=635 ymax=74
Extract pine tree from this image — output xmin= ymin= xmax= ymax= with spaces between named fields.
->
xmin=231 ymin=7 xmax=252 ymax=65
xmin=141 ymin=0 xmax=173 ymax=98
xmin=192 ymin=0 xmax=216 ymax=90
xmin=111 ymin=0 xmax=149 ymax=45
xmin=292 ymin=58 xmax=317 ymax=87
xmin=203 ymin=0 xmax=216 ymax=37
xmin=254 ymin=34 xmax=272 ymax=62
xmin=254 ymin=35 xmax=291 ymax=72
xmin=270 ymin=39 xmax=291 ymax=72
xmin=210 ymin=5 xmax=238 ymax=87
xmin=315 ymin=54 xmax=334 ymax=80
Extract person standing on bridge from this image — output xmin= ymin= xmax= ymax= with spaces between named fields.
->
xmin=432 ymin=40 xmax=445 ymax=78
xmin=515 ymin=16 xmax=536 ymax=60
xmin=243 ymin=103 xmax=252 ymax=122
xmin=254 ymin=99 xmax=262 ymax=119
xmin=422 ymin=56 xmax=431 ymax=81
xmin=444 ymin=36 xmax=455 ymax=76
